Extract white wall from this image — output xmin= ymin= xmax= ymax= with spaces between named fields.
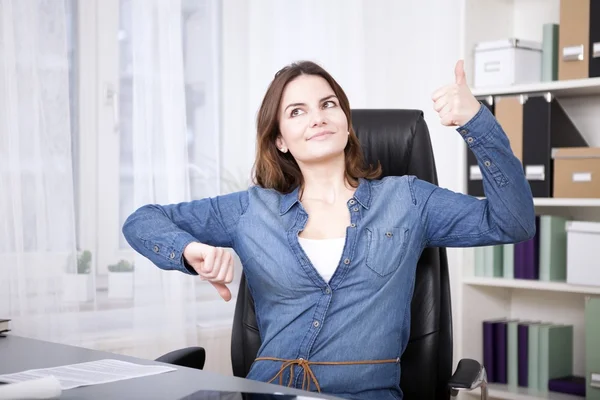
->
xmin=221 ymin=0 xmax=466 ymax=367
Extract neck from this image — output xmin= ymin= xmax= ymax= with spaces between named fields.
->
xmin=298 ymin=155 xmax=354 ymax=204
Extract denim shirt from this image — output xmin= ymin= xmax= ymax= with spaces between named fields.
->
xmin=122 ymin=104 xmax=535 ymax=400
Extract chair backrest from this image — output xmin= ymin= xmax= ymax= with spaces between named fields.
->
xmin=231 ymin=109 xmax=452 ymax=400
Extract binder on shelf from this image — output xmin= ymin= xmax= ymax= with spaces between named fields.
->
xmin=548 ymin=376 xmax=586 ymax=397
xmin=514 ymin=216 xmax=540 ymax=279
xmin=558 ymin=0 xmax=600 ymax=80
xmin=474 ymin=247 xmax=485 ymax=277
xmin=503 ymin=244 xmax=514 ymax=279
xmin=521 ymin=94 xmax=588 ymax=198
xmin=484 ymin=246 xmax=503 ymax=277
xmin=518 ymin=322 xmax=530 ymax=387
xmin=528 ymin=323 xmax=542 ymax=390
xmin=590 ymin=0 xmax=600 ymax=78
xmin=507 ymin=320 xmax=519 ymax=387
xmin=542 ymin=23 xmax=559 ymax=81
xmin=483 ymin=318 xmax=507 ymax=383
xmin=585 ymin=297 xmax=600 ymax=400
xmin=539 ymin=215 xmax=568 ymax=282
xmin=538 ymin=324 xmax=574 ymax=393
xmin=488 ymin=93 xmax=588 ymax=198
xmin=495 ymin=320 xmax=509 ymax=384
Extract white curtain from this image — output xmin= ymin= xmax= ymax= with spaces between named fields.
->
xmin=0 ymin=0 xmax=79 ymax=336
xmin=0 ymin=0 xmax=236 ymax=377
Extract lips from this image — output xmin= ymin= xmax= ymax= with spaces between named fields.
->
xmin=307 ymin=131 xmax=334 ymax=140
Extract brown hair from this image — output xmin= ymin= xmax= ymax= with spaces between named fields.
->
xmin=252 ymin=60 xmax=381 ymax=194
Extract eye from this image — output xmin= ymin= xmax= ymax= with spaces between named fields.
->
xmin=322 ymin=100 xmax=336 ymax=108
xmin=290 ymin=108 xmax=305 ymax=117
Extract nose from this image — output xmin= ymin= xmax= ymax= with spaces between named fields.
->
xmin=310 ymin=109 xmax=327 ymax=127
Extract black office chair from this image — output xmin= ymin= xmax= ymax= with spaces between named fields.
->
xmin=156 ymin=109 xmax=489 ymax=400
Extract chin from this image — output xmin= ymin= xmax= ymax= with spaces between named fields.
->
xmin=300 ymin=148 xmax=346 ymax=164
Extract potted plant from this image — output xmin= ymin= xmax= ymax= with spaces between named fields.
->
xmin=107 ymin=259 xmax=135 ymax=299
xmin=62 ymin=250 xmax=94 ymax=302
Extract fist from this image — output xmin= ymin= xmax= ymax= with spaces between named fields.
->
xmin=184 ymin=242 xmax=234 ymax=301
xmin=431 ymin=60 xmax=481 ymax=127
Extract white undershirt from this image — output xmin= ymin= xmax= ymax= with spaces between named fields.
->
xmin=298 ymin=237 xmax=346 ymax=283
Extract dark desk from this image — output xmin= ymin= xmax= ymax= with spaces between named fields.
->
xmin=0 ymin=335 xmax=340 ymax=399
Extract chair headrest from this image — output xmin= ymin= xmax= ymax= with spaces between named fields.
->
xmin=351 ymin=109 xmax=439 ymax=185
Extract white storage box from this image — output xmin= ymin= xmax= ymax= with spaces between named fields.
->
xmin=474 ymin=38 xmax=542 ymax=88
xmin=566 ymin=221 xmax=600 ymax=287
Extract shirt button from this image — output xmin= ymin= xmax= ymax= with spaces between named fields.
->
xmin=460 ymin=129 xmax=468 ymax=135
xmin=153 ymin=245 xmax=160 ymax=253
xmin=344 ymin=258 xmax=350 ymax=265
xmin=169 ymin=252 xmax=176 ymax=259
xmin=353 ymin=207 xmax=358 ymax=212
xmin=386 ymin=232 xmax=393 ymax=237
xmin=325 ymin=287 xmax=331 ymax=294
xmin=484 ymin=160 xmax=491 ymax=167
xmin=467 ymin=137 xmax=474 ymax=143
xmin=349 ymin=199 xmax=356 ymax=205
xmin=350 ymin=223 xmax=356 ymax=228
xmin=313 ymin=320 xmax=320 ymax=328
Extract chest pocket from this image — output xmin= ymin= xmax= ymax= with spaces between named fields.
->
xmin=365 ymin=227 xmax=409 ymax=277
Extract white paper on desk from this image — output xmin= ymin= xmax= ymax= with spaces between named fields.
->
xmin=0 ymin=359 xmax=176 ymax=390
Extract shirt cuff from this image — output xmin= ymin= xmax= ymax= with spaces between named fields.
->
xmin=455 ymin=103 xmax=496 ymax=147
xmin=170 ymin=232 xmax=199 ymax=275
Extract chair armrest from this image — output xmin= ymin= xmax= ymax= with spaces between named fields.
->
xmin=155 ymin=346 xmax=206 ymax=370
xmin=447 ymin=358 xmax=488 ymax=399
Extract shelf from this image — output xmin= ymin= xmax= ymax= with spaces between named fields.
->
xmin=471 ymin=77 xmax=600 ymax=98
xmin=533 ymin=198 xmax=600 ymax=207
xmin=463 ymin=277 xmax=600 ymax=295
xmin=476 ymin=198 xmax=600 ymax=207
xmin=465 ymin=383 xmax=584 ymax=400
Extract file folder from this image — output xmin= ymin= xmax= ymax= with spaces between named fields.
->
xmin=559 ymin=0 xmax=600 ymax=79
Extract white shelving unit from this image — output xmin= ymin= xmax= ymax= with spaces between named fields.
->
xmin=471 ymin=76 xmax=600 ymax=98
xmin=457 ymin=1 xmax=600 ymax=399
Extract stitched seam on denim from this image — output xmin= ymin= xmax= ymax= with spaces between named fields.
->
xmin=425 ymin=226 xmax=496 ymax=247
xmin=243 ymin=277 xmax=263 ymax=337
xmin=210 ymin=199 xmax=235 ymax=247
xmin=468 ymin=130 xmax=510 ymax=187
xmin=231 ymin=191 xmax=250 ymax=249
xmin=306 ymin=291 xmax=334 ymax=361
xmin=418 ymin=183 xmax=436 ymax=247
xmin=330 ymin=207 xmax=360 ymax=291
xmin=366 ymin=228 xmax=407 ymax=277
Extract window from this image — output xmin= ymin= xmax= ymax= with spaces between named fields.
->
xmin=70 ymin=0 xmax=223 ymax=306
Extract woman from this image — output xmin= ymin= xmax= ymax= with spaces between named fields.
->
xmin=122 ymin=60 xmax=535 ymax=399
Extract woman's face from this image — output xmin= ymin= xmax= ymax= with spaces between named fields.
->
xmin=277 ymin=74 xmax=349 ymax=165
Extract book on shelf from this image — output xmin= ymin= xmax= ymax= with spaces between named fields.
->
xmin=482 ymin=318 xmax=583 ymax=397
xmin=586 ymin=297 xmax=600 ymax=399
xmin=473 ymin=214 xmax=576 ymax=283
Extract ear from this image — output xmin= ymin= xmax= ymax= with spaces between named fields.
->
xmin=276 ymin=136 xmax=288 ymax=153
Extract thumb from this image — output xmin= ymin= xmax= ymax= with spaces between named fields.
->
xmin=455 ymin=59 xmax=466 ymax=85
xmin=210 ymin=281 xmax=232 ymax=302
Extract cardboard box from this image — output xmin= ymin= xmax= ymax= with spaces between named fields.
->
xmin=552 ymin=147 xmax=600 ymax=198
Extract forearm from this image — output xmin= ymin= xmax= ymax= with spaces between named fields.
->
xmin=416 ymin=105 xmax=536 ymax=248
xmin=122 ymin=204 xmax=200 ymax=274
xmin=464 ymin=104 xmax=536 ymax=239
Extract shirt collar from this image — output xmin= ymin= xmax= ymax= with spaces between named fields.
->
xmin=279 ymin=178 xmax=372 ymax=215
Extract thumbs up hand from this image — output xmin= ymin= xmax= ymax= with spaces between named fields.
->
xmin=432 ymin=60 xmax=481 ymax=127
